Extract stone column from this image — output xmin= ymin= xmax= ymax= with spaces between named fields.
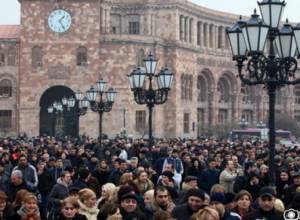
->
xmin=180 ymin=15 xmax=184 ymax=40
xmin=189 ymin=18 xmax=193 ymax=43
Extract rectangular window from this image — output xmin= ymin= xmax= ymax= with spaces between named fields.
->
xmin=129 ymin=22 xmax=140 ymax=34
xmin=136 ymin=110 xmax=146 ymax=131
xmin=183 ymin=113 xmax=190 ymax=133
xmin=112 ymin=26 xmax=117 ymax=34
xmin=0 ymin=110 xmax=12 ymax=129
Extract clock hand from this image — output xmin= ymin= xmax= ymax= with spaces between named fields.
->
xmin=59 ymin=16 xmax=65 ymax=22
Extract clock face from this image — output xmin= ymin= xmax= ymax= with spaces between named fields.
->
xmin=48 ymin=9 xmax=72 ymax=33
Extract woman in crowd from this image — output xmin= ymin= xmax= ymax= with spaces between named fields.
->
xmin=97 ymin=183 xmax=117 ymax=210
xmin=57 ymin=196 xmax=87 ymax=220
xmin=78 ymin=188 xmax=99 ymax=220
xmin=12 ymin=189 xmax=29 ymax=213
xmin=276 ymin=169 xmax=292 ymax=200
xmin=133 ymin=171 xmax=154 ymax=195
xmin=190 ymin=206 xmax=220 ymax=220
xmin=233 ymin=190 xmax=253 ymax=220
xmin=13 ymin=193 xmax=40 ymax=220
xmin=98 ymin=202 xmax=122 ymax=220
xmin=0 ymin=191 xmax=14 ymax=220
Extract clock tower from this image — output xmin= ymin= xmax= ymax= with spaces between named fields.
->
xmin=19 ymin=0 xmax=101 ymax=137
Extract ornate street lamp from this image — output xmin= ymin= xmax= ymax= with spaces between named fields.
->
xmin=226 ymin=0 xmax=300 ymax=186
xmin=239 ymin=117 xmax=249 ymax=129
xmin=128 ymin=53 xmax=173 ymax=148
xmin=84 ymin=79 xmax=117 ymax=148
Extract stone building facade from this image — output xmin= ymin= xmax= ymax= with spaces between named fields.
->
xmin=0 ymin=0 xmax=299 ymax=138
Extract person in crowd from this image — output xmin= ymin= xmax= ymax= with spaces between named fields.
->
xmin=108 ymin=158 xmax=128 ymax=185
xmin=210 ymin=184 xmax=226 ymax=195
xmin=119 ymin=173 xmax=134 ymax=186
xmin=179 ymin=176 xmax=199 ymax=203
xmin=276 ymin=169 xmax=292 ymax=201
xmin=219 ymin=160 xmax=238 ymax=193
xmin=98 ymin=202 xmax=122 ymax=220
xmin=172 ymin=188 xmax=206 ymax=220
xmin=244 ymin=187 xmax=284 ymax=220
xmin=13 ymin=154 xmax=38 ymax=191
xmin=200 ymin=158 xmax=220 ymax=194
xmin=72 ymin=167 xmax=90 ymax=190
xmin=52 ymin=158 xmax=64 ymax=183
xmin=233 ymin=190 xmax=253 ymax=220
xmin=157 ymin=171 xmax=178 ymax=200
xmin=6 ymin=170 xmax=31 ymax=202
xmin=36 ymin=160 xmax=52 ymax=220
xmin=210 ymin=192 xmax=241 ymax=220
xmin=12 ymin=189 xmax=29 ymax=213
xmin=274 ymin=198 xmax=285 ymax=212
xmin=13 ymin=193 xmax=40 ymax=220
xmin=190 ymin=207 xmax=220 ymax=220
xmin=57 ymin=196 xmax=87 ymax=220
xmin=134 ymin=170 xmax=154 ymax=195
xmin=163 ymin=149 xmax=184 ymax=190
xmin=78 ymin=188 xmax=99 ymax=220
xmin=284 ymin=171 xmax=300 ymax=206
xmin=287 ymin=192 xmax=300 ymax=211
xmin=92 ymin=159 xmax=110 ymax=188
xmin=153 ymin=209 xmax=173 ymax=220
xmin=97 ymin=182 xmax=117 ymax=209
xmin=244 ymin=172 xmax=261 ymax=201
xmin=233 ymin=161 xmax=256 ymax=194
xmin=48 ymin=171 xmax=72 ymax=219
xmin=144 ymin=186 xmax=175 ymax=218
xmin=258 ymin=164 xmax=269 ymax=187
xmin=119 ymin=193 xmax=146 ymax=220
xmin=0 ymin=161 xmax=10 ymax=191
xmin=187 ymin=158 xmax=203 ymax=178
xmin=0 ymin=191 xmax=14 ymax=220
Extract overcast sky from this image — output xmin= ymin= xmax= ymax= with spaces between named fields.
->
xmin=0 ymin=0 xmax=300 ymax=25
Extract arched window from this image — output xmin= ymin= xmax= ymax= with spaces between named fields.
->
xmin=7 ymin=48 xmax=16 ymax=66
xmin=76 ymin=46 xmax=87 ymax=66
xmin=218 ymin=78 xmax=230 ymax=103
xmin=197 ymin=75 xmax=207 ymax=102
xmin=0 ymin=79 xmax=12 ymax=97
xmin=137 ymin=48 xmax=145 ymax=67
xmin=32 ymin=46 xmax=43 ymax=68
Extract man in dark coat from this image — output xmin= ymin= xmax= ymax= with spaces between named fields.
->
xmin=171 ymin=188 xmax=206 ymax=220
xmin=245 ymin=187 xmax=284 ymax=220
xmin=284 ymin=171 xmax=300 ymax=206
xmin=6 ymin=170 xmax=30 ymax=202
xmin=200 ymin=158 xmax=220 ymax=193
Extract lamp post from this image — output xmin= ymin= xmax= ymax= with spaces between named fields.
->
xmin=239 ymin=117 xmax=248 ymax=129
xmin=128 ymin=53 xmax=174 ymax=148
xmin=226 ymin=0 xmax=300 ymax=186
xmin=85 ymin=79 xmax=117 ymax=148
xmin=47 ymin=97 xmax=76 ymax=137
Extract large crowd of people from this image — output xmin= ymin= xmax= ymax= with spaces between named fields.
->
xmin=0 ymin=135 xmax=299 ymax=220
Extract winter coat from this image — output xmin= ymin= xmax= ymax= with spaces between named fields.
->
xmin=133 ymin=179 xmax=154 ymax=195
xmin=48 ymin=178 xmax=70 ymax=207
xmin=13 ymin=206 xmax=40 ymax=220
xmin=6 ymin=179 xmax=30 ymax=202
xmin=221 ymin=209 xmax=241 ymax=220
xmin=171 ymin=204 xmax=197 ymax=220
xmin=78 ymin=201 xmax=99 ymax=220
xmin=244 ymin=208 xmax=284 ymax=220
xmin=219 ymin=169 xmax=237 ymax=193
xmin=13 ymin=164 xmax=38 ymax=190
xmin=200 ymin=168 xmax=220 ymax=193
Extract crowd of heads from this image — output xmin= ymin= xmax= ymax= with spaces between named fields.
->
xmin=0 ymin=135 xmax=299 ymax=219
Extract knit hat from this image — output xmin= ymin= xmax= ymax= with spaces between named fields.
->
xmin=259 ymin=186 xmax=276 ymax=197
xmin=161 ymin=171 xmax=174 ymax=181
xmin=120 ymin=193 xmax=138 ymax=202
xmin=210 ymin=192 xmax=227 ymax=205
xmin=184 ymin=176 xmax=198 ymax=183
xmin=185 ymin=189 xmax=205 ymax=201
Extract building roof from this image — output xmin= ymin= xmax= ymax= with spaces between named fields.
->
xmin=0 ymin=25 xmax=20 ymax=39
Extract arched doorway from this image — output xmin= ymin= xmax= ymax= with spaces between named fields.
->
xmin=39 ymin=86 xmax=78 ymax=137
